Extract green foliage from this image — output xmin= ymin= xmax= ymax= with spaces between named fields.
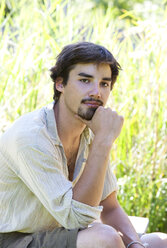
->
xmin=90 ymin=0 xmax=166 ymax=21
xmin=149 ymin=179 xmax=167 ymax=232
xmin=91 ymin=0 xmax=145 ymax=16
xmin=0 ymin=0 xmax=167 ymax=232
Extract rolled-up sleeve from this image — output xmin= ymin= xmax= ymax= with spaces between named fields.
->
xmin=17 ymin=144 xmax=102 ymax=229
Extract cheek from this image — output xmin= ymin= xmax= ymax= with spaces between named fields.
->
xmin=64 ymin=87 xmax=82 ymax=105
xmin=102 ymin=90 xmax=110 ymax=103
xmin=102 ymin=88 xmax=110 ymax=97
xmin=70 ymin=83 xmax=87 ymax=99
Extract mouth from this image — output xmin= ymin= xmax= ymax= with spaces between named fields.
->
xmin=83 ymin=101 xmax=101 ymax=108
xmin=81 ymin=99 xmax=103 ymax=108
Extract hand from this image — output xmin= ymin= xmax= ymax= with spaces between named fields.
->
xmin=76 ymin=106 xmax=124 ymax=143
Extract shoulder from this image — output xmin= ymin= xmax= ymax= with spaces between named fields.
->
xmin=0 ymin=103 xmax=57 ymax=154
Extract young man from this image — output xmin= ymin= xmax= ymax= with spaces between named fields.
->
xmin=0 ymin=42 xmax=166 ymax=248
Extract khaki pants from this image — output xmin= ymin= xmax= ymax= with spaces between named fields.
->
xmin=0 ymin=227 xmax=79 ymax=248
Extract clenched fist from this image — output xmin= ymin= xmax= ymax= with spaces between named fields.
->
xmin=77 ymin=106 xmax=124 ymax=145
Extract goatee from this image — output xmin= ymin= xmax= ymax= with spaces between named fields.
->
xmin=77 ymin=106 xmax=97 ymax=120
xmin=77 ymin=97 xmax=103 ymax=120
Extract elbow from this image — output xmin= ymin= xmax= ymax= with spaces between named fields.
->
xmin=59 ymin=207 xmax=95 ymax=229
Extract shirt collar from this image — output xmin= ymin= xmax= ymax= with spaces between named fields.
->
xmin=82 ymin=126 xmax=93 ymax=145
xmin=45 ymin=102 xmax=62 ymax=146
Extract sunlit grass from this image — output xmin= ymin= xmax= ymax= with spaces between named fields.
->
xmin=0 ymin=0 xmax=167 ymax=232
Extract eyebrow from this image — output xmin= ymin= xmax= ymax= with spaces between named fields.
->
xmin=78 ymin=73 xmax=112 ymax=82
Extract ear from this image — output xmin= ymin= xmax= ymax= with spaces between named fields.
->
xmin=55 ymin=77 xmax=64 ymax=93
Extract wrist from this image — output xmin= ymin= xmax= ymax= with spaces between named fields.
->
xmin=94 ymin=133 xmax=114 ymax=148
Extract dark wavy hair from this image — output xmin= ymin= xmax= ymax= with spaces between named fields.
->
xmin=50 ymin=42 xmax=121 ymax=101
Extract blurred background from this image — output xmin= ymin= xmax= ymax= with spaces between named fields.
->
xmin=0 ymin=0 xmax=167 ymax=232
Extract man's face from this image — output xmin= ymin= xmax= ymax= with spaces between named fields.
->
xmin=58 ymin=63 xmax=112 ymax=120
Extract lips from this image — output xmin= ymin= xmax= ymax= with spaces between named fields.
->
xmin=83 ymin=101 xmax=101 ymax=107
xmin=81 ymin=98 xmax=103 ymax=109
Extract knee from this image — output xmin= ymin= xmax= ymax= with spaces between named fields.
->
xmin=141 ymin=232 xmax=167 ymax=248
xmin=92 ymin=223 xmax=125 ymax=248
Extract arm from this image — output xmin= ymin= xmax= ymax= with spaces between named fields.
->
xmin=73 ymin=106 xmax=124 ymax=206
xmin=15 ymin=106 xmax=122 ymax=229
xmin=100 ymin=191 xmax=146 ymax=248
xmin=15 ymin=106 xmax=123 ymax=230
xmin=17 ymin=143 xmax=102 ymax=229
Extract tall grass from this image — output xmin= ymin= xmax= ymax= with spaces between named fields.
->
xmin=0 ymin=0 xmax=167 ymax=232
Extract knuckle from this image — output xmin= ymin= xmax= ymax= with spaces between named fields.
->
xmin=119 ymin=115 xmax=124 ymax=122
xmin=112 ymin=110 xmax=117 ymax=115
xmin=97 ymin=106 xmax=103 ymax=111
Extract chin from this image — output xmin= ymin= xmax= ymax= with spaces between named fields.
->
xmin=77 ymin=106 xmax=97 ymax=121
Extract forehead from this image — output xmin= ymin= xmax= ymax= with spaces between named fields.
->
xmin=69 ymin=63 xmax=112 ymax=77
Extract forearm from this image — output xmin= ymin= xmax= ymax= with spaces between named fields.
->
xmin=73 ymin=134 xmax=112 ymax=206
xmin=73 ymin=106 xmax=123 ymax=207
xmin=101 ymin=206 xmax=141 ymax=247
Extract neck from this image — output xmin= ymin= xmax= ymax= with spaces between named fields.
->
xmin=53 ymin=98 xmax=86 ymax=147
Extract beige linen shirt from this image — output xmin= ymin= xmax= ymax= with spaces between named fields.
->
xmin=0 ymin=103 xmax=118 ymax=233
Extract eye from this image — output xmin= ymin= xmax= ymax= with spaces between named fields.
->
xmin=80 ymin=78 xmax=90 ymax=84
xmin=101 ymin=82 xmax=110 ymax=87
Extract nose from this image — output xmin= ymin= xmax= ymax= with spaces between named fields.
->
xmin=89 ymin=83 xmax=101 ymax=98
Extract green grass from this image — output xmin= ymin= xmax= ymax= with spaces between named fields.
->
xmin=0 ymin=0 xmax=167 ymax=232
